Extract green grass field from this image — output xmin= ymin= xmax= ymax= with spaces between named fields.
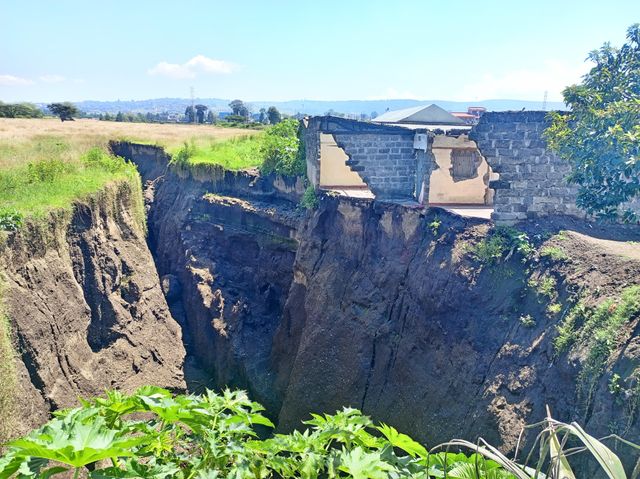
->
xmin=0 ymin=139 xmax=139 ymax=223
xmin=169 ymin=134 xmax=264 ymax=171
xmin=0 ymin=118 xmax=301 ymax=229
xmin=0 ymin=119 xmax=262 ymax=228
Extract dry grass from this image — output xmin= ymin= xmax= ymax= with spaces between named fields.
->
xmin=0 ymin=118 xmax=251 ymax=169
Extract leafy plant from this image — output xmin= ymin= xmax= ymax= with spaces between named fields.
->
xmin=259 ymin=119 xmax=304 ymax=176
xmin=2 ymin=388 xmax=638 ymax=478
xmin=26 ymin=159 xmax=70 ymax=183
xmin=519 ymin=314 xmax=536 ymax=328
xmin=0 ymin=211 xmax=22 ymax=232
xmin=428 ymin=217 xmax=441 ymax=236
xmin=471 ymin=227 xmax=534 ymax=265
xmin=547 ymin=303 xmax=562 ymax=316
xmin=609 ymin=374 xmax=623 ymax=396
xmin=540 ymin=246 xmax=569 ymax=262
xmin=544 ymin=24 xmax=640 ymax=221
xmin=528 ymin=274 xmax=557 ymax=299
xmin=170 ymin=141 xmax=197 ymax=166
xmin=300 ymin=185 xmax=319 ymax=210
xmin=82 ymin=148 xmax=129 ymax=174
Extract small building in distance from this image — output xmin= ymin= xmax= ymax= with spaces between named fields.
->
xmin=451 ymin=106 xmax=487 ymax=125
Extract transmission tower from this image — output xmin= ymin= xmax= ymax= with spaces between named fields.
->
xmin=190 ymin=86 xmax=195 ymax=123
xmin=542 ymin=91 xmax=548 ymax=111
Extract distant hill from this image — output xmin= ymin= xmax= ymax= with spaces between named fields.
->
xmin=66 ymin=97 xmax=566 ymax=115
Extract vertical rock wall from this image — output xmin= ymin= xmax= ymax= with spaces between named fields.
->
xmin=0 ymin=180 xmax=186 ymax=439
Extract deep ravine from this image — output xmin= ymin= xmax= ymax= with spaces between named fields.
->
xmin=3 ymin=141 xmax=638 ymax=475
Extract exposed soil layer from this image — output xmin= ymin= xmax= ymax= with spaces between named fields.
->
xmin=6 ymin=141 xmax=637 ymax=473
xmin=115 ymin=143 xmax=640 ymax=471
xmin=144 ymin=171 xmax=302 ymax=413
xmin=0 ymin=180 xmax=185 ymax=438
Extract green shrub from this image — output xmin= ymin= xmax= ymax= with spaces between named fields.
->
xmin=519 ymin=314 xmax=536 ymax=328
xmin=547 ymin=302 xmax=562 ymax=315
xmin=0 ymin=387 xmax=516 ymax=478
xmin=170 ymin=141 xmax=197 ymax=166
xmin=300 ymin=185 xmax=319 ymax=210
xmin=26 ymin=158 xmax=70 ymax=183
xmin=0 ymin=210 xmax=22 ymax=232
xmin=259 ymin=119 xmax=304 ymax=176
xmin=428 ymin=217 xmax=441 ymax=236
xmin=540 ymin=246 xmax=570 ymax=262
xmin=82 ymin=147 xmax=128 ymax=173
xmin=528 ymin=275 xmax=557 ymax=299
xmin=471 ymin=226 xmax=534 ymax=264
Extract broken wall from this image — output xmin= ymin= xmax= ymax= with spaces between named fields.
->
xmin=305 ymin=116 xmax=433 ymax=201
xmin=470 ymin=111 xmax=585 ymax=222
xmin=428 ymin=135 xmax=493 ymax=205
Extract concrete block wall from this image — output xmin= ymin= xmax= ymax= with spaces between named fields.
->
xmin=470 ymin=111 xmax=585 ymax=223
xmin=335 ymin=132 xmax=416 ymax=198
xmin=305 ymin=116 xmax=431 ymax=200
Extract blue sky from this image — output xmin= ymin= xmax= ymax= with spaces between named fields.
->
xmin=1 ymin=1 xmax=638 ymax=103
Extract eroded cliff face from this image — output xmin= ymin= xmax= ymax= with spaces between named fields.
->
xmin=0 ymin=180 xmax=185 ymax=438
xmin=141 ymin=164 xmax=301 ymax=412
xmin=272 ymin=198 xmax=640 ymax=449
xmin=115 ymin=143 xmax=640 ymax=465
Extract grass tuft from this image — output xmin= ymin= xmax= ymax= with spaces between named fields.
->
xmin=540 ymin=245 xmax=570 ymax=262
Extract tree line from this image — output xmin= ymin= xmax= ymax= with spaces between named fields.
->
xmin=0 ymin=102 xmax=44 ymax=118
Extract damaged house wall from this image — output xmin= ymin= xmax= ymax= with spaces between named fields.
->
xmin=470 ymin=111 xmax=585 ymax=223
xmin=305 ymin=116 xmax=434 ymax=201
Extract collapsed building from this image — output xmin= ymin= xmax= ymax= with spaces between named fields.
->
xmin=303 ymin=107 xmax=614 ymax=223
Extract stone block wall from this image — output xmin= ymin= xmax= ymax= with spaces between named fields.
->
xmin=470 ymin=111 xmax=585 ymax=223
xmin=305 ymin=116 xmax=432 ymax=201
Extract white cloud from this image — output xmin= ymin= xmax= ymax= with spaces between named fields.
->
xmin=0 ymin=74 xmax=35 ymax=86
xmin=148 ymin=54 xmax=235 ymax=79
xmin=456 ymin=60 xmax=592 ymax=102
xmin=39 ymin=74 xmax=66 ymax=83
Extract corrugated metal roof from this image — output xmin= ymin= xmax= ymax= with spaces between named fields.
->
xmin=373 ymin=104 xmax=466 ymax=126
xmin=391 ymin=123 xmax=472 ymax=132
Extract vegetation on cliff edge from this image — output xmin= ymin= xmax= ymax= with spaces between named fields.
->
xmin=0 ymin=141 xmax=139 ymax=228
xmin=170 ymin=118 xmax=305 ymax=175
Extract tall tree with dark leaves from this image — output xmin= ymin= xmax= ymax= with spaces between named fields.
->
xmin=47 ymin=102 xmax=78 ymax=122
xmin=185 ymin=105 xmax=195 ymax=123
xmin=267 ymin=106 xmax=281 ymax=124
xmin=546 ymin=24 xmax=640 ymax=222
xmin=195 ymin=104 xmax=208 ymax=124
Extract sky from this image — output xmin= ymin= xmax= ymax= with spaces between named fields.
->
xmin=1 ymin=0 xmax=638 ymax=103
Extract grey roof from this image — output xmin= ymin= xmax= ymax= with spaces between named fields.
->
xmin=373 ymin=104 xmax=466 ymax=126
